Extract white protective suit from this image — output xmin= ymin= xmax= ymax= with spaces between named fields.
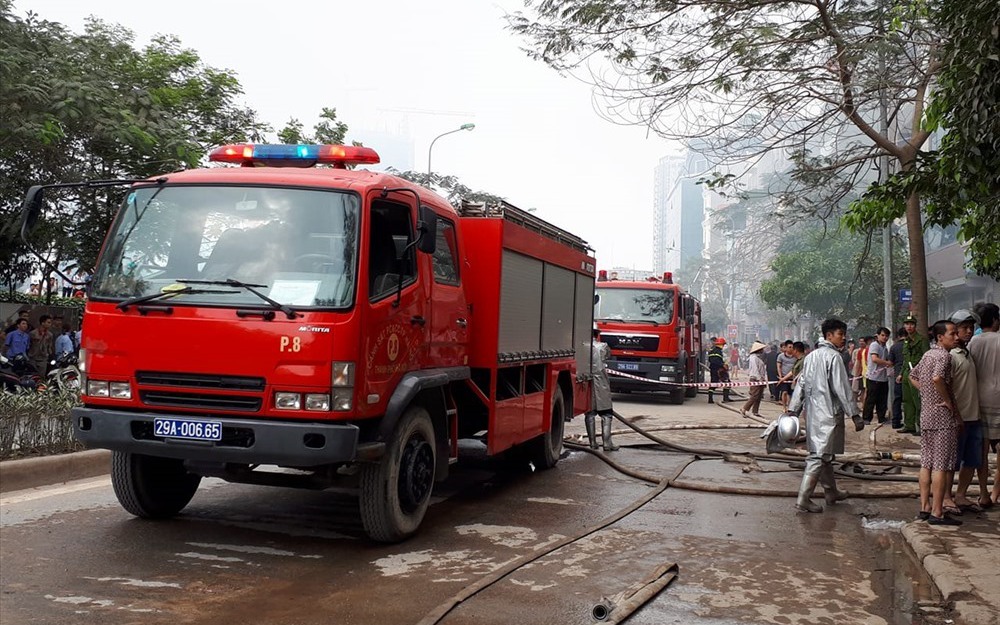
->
xmin=590 ymin=339 xmax=613 ymax=413
xmin=585 ymin=338 xmax=617 ymax=451
xmin=787 ymin=338 xmax=858 ymax=511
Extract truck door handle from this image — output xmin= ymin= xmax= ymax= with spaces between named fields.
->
xmin=456 ymin=318 xmax=468 ymax=328
xmin=410 ymin=315 xmax=426 ymax=326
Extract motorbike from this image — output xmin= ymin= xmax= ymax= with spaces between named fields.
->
xmin=0 ymin=354 xmax=45 ymax=393
xmin=47 ymin=352 xmax=82 ymax=392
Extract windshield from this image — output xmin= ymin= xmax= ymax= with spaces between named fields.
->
xmin=595 ymin=288 xmax=676 ymax=324
xmin=91 ymin=185 xmax=359 ymax=309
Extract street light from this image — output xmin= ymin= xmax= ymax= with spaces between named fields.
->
xmin=427 ymin=123 xmax=475 ymax=174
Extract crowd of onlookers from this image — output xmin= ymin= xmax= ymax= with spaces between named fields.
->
xmin=1 ymin=307 xmax=82 ymax=375
xmin=714 ymin=302 xmax=999 ymax=524
xmin=24 ymin=270 xmax=90 ymax=299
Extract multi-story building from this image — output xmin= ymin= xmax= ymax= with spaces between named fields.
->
xmin=651 ymin=153 xmax=707 ymax=275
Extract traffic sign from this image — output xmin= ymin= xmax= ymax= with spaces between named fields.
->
xmin=899 ymin=288 xmax=912 ymax=303
xmin=727 ymin=324 xmax=738 ymax=338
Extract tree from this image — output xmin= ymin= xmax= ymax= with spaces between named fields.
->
xmin=759 ymin=226 xmax=915 ymax=328
xmin=276 ymin=107 xmax=349 ymax=145
xmin=510 ymin=0 xmax=941 ymax=333
xmin=847 ymin=0 xmax=1000 ymax=280
xmin=387 ymin=170 xmax=505 ymax=207
xmin=0 ymin=2 xmax=268 ymax=278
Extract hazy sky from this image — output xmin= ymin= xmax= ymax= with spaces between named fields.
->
xmin=20 ymin=0 xmax=679 ymax=270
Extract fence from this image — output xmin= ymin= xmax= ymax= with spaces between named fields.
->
xmin=0 ymin=389 xmax=83 ymax=460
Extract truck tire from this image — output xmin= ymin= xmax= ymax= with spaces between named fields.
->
xmin=111 ymin=451 xmax=201 ymax=519
xmin=670 ymin=387 xmax=686 ymax=404
xmin=527 ymin=391 xmax=566 ymax=470
xmin=360 ymin=406 xmax=436 ymax=543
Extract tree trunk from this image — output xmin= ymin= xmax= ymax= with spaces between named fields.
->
xmin=904 ymin=189 xmax=928 ymax=336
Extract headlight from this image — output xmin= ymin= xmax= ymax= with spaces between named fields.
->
xmin=87 ymin=380 xmax=109 ymax=397
xmin=332 ymin=388 xmax=353 ymax=411
xmin=275 ymin=392 xmax=301 ymax=410
xmin=305 ymin=393 xmax=330 ymax=411
xmin=661 ymin=364 xmax=677 ymax=373
xmin=331 ymin=362 xmax=354 ymax=387
xmin=109 ymin=382 xmax=132 ymax=399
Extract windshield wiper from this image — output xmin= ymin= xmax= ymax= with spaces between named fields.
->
xmin=178 ymin=278 xmax=299 ymax=320
xmin=117 ymin=286 xmax=240 ymax=311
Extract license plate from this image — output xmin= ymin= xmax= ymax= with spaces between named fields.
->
xmin=153 ymin=418 xmax=222 ymax=441
xmin=618 ymin=363 xmax=640 ymax=371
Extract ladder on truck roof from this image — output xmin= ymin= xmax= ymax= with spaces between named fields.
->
xmin=459 ymin=200 xmax=592 ymax=255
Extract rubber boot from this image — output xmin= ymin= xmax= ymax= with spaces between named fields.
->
xmin=584 ymin=413 xmax=598 ymax=449
xmin=601 ymin=414 xmax=619 ymax=451
xmin=795 ymin=469 xmax=823 ymax=513
xmin=707 ymin=390 xmax=715 ymax=404
xmin=723 ymin=389 xmax=733 ymax=403
xmin=820 ymin=463 xmax=849 ymax=505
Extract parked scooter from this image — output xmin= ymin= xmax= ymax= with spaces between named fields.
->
xmin=47 ymin=352 xmax=82 ymax=392
xmin=0 ymin=354 xmax=45 ymax=393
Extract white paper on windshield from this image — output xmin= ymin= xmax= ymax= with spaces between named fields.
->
xmin=269 ymin=280 xmax=320 ymax=305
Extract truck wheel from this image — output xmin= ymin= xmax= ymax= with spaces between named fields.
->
xmin=670 ymin=387 xmax=686 ymax=404
xmin=685 ymin=385 xmax=698 ymax=398
xmin=528 ymin=391 xmax=566 ymax=470
xmin=111 ymin=451 xmax=201 ymax=519
xmin=360 ymin=406 xmax=436 ymax=543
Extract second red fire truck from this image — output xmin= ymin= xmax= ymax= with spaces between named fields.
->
xmin=594 ymin=272 xmax=703 ymax=403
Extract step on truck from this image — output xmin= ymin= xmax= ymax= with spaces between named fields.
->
xmin=18 ymin=143 xmax=597 ymax=542
xmin=594 ymin=271 xmax=703 ymax=404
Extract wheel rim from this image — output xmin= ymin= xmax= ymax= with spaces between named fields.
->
xmin=398 ymin=435 xmax=434 ymax=513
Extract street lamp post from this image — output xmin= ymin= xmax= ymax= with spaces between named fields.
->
xmin=427 ymin=123 xmax=475 ymax=174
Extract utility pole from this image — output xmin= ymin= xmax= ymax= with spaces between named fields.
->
xmin=879 ymin=37 xmax=893 ymax=331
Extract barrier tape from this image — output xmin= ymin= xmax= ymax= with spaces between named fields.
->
xmin=607 ymin=368 xmax=863 ymax=389
xmin=607 ymin=368 xmax=767 ymax=388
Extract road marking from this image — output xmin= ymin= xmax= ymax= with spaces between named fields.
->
xmin=0 ymin=476 xmax=111 ymax=505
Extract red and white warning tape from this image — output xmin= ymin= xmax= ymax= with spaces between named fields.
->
xmin=607 ymin=368 xmax=862 ymax=388
xmin=607 ymin=368 xmax=768 ymax=388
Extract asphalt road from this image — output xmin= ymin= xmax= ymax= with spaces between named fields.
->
xmin=0 ymin=392 xmax=953 ymax=625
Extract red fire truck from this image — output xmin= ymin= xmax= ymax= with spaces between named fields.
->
xmin=594 ymin=272 xmax=703 ymax=404
xmin=19 ymin=144 xmax=596 ymax=542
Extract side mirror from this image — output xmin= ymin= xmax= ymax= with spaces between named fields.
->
xmin=20 ymin=186 xmax=44 ymax=238
xmin=594 ymin=293 xmax=600 ymax=305
xmin=416 ymin=205 xmax=437 ymax=254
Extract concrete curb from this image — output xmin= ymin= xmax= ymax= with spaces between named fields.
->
xmin=900 ymin=520 xmax=997 ymax=625
xmin=0 ymin=449 xmax=110 ymax=493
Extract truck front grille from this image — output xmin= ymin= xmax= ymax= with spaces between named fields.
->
xmin=136 ymin=371 xmax=266 ymax=391
xmin=139 ymin=390 xmax=262 ymax=412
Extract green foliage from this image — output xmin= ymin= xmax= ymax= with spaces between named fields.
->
xmin=847 ymin=0 xmax=1000 ymax=280
xmin=759 ymin=227 xmax=913 ymax=328
xmin=0 ymin=388 xmax=83 ymax=460
xmin=387 ymin=170 xmax=505 ymax=207
xmin=277 ymin=108 xmax=349 ymax=145
xmin=0 ymin=292 xmax=87 ymax=311
xmin=0 ymin=1 xmax=268 ymax=277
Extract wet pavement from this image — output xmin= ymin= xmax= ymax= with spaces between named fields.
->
xmin=1 ymin=391 xmax=995 ymax=625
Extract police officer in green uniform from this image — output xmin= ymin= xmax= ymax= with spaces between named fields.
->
xmin=900 ymin=313 xmax=929 ymax=434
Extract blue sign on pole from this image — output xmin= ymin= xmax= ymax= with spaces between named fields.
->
xmin=899 ymin=288 xmax=912 ymax=303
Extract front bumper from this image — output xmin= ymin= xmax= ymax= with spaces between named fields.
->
xmin=72 ymin=406 xmax=362 ymax=467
